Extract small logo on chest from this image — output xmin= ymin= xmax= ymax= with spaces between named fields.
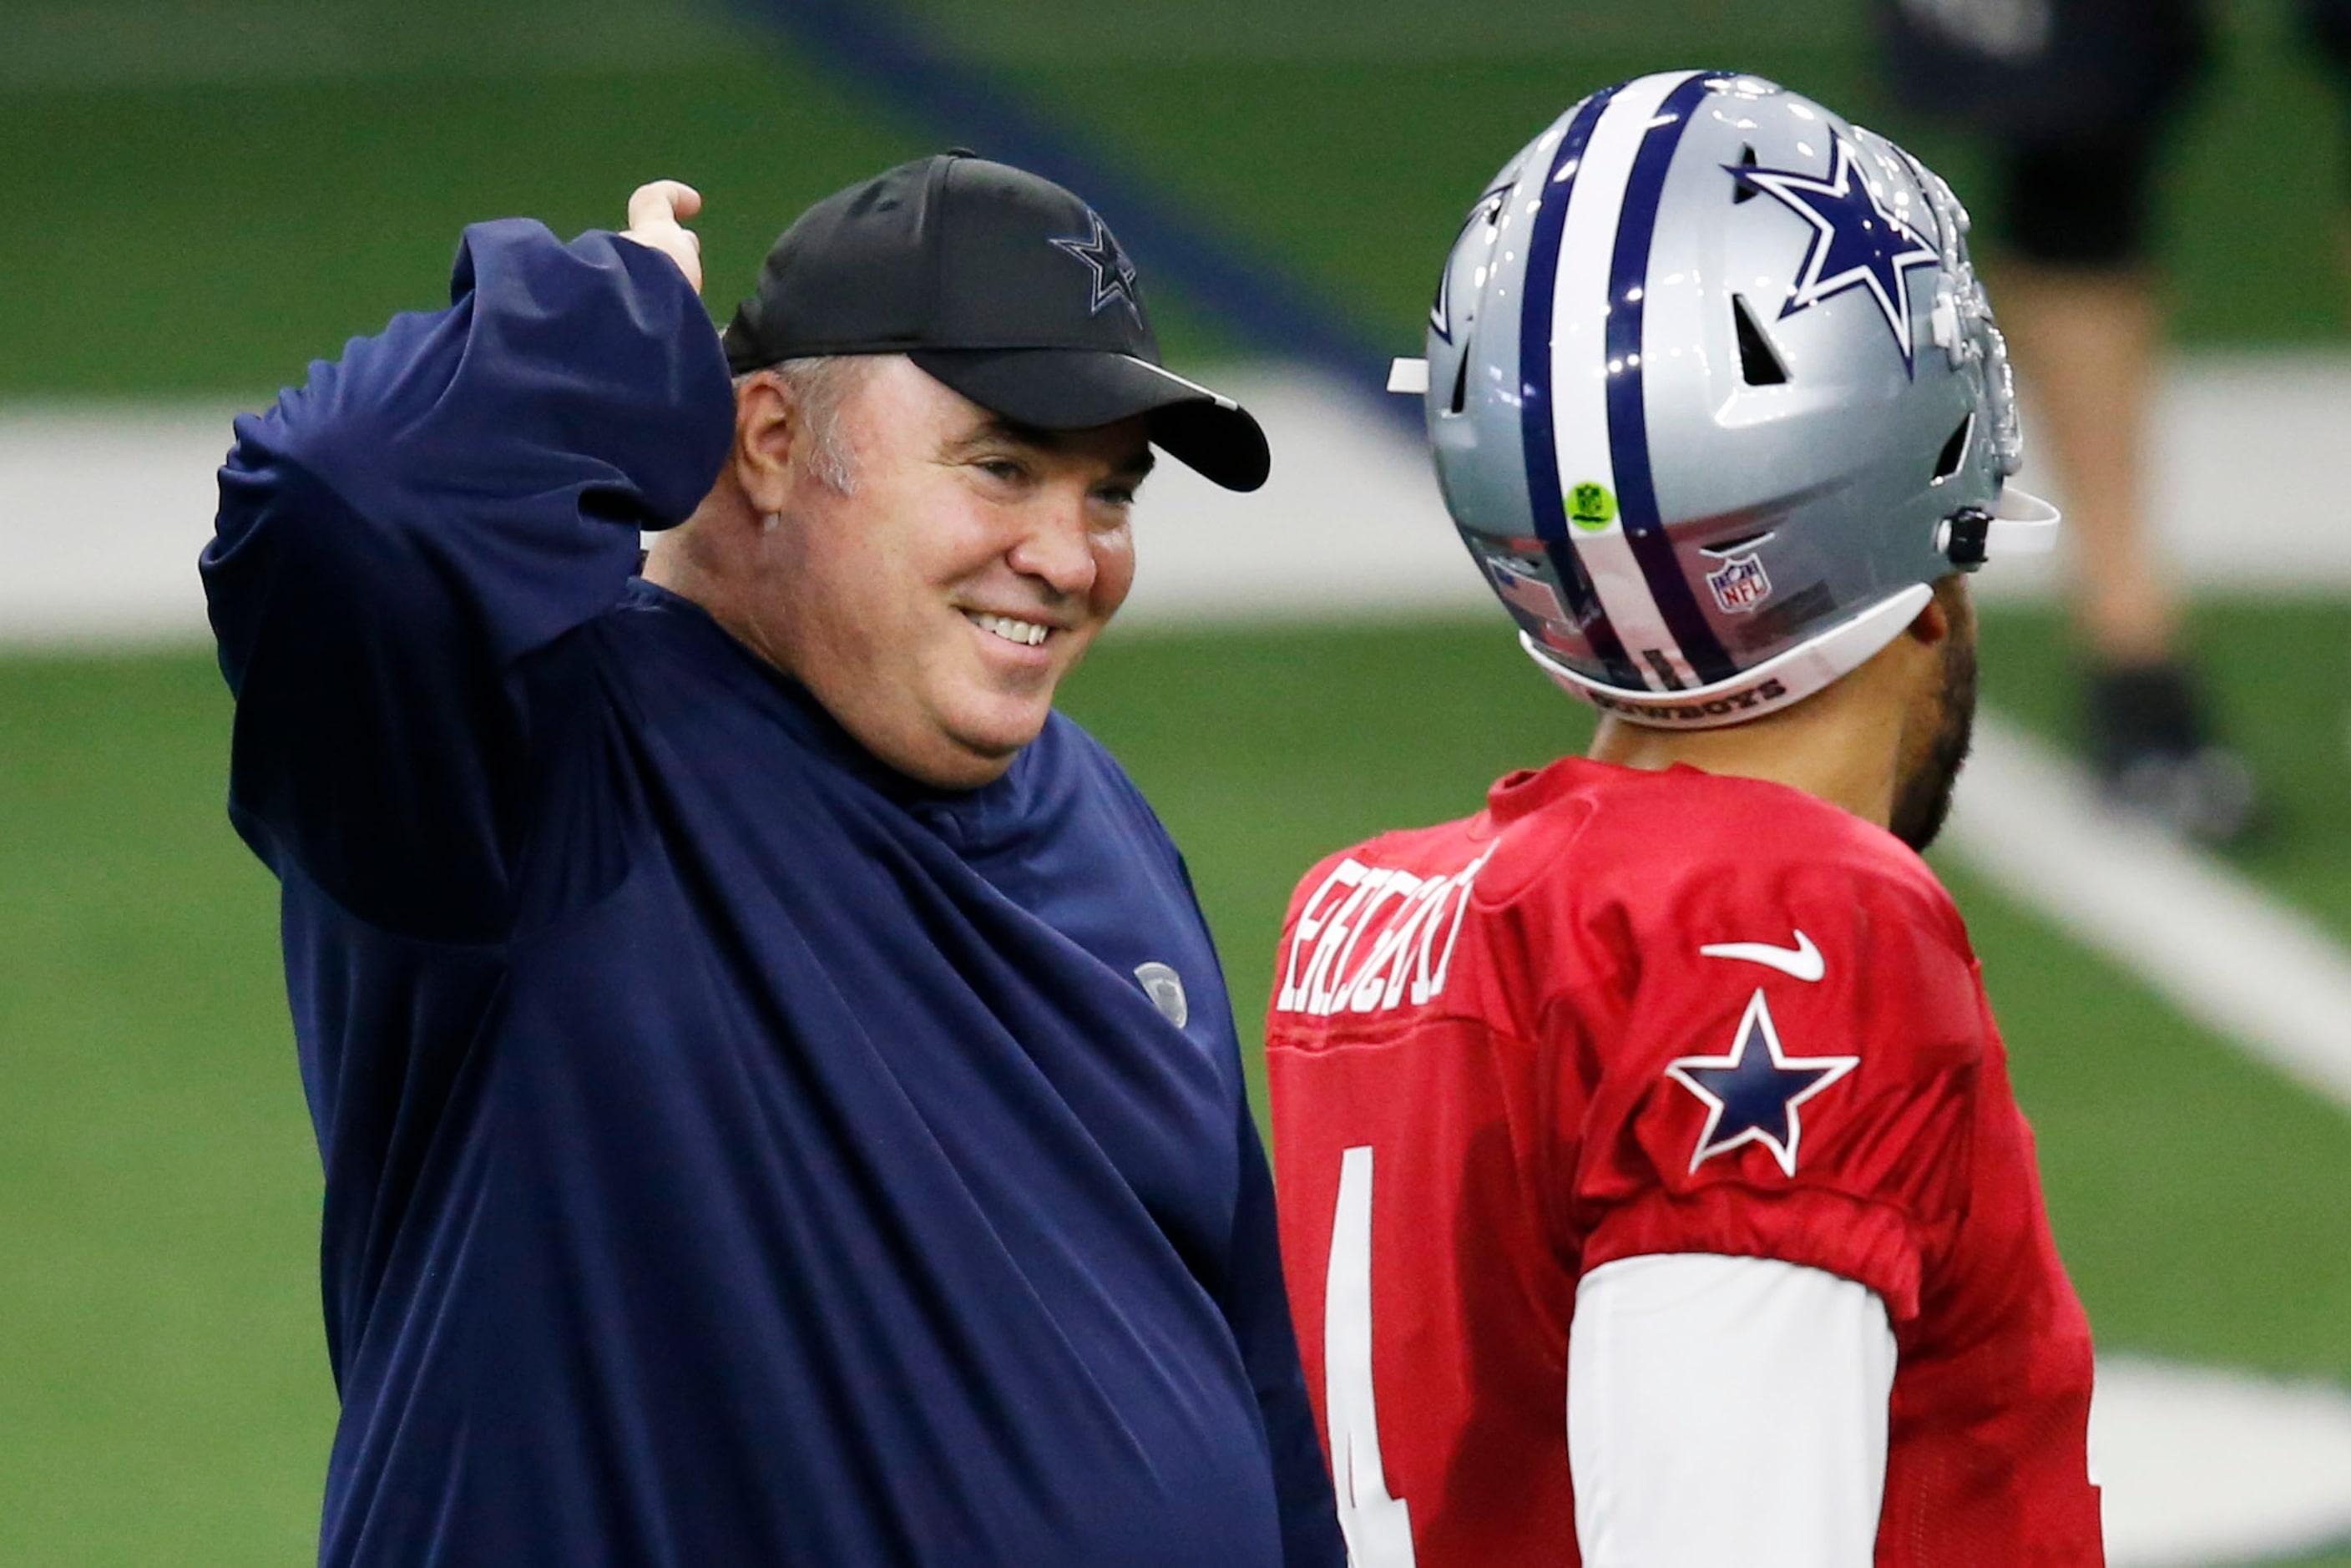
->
xmin=1134 ymin=961 xmax=1189 ymax=1029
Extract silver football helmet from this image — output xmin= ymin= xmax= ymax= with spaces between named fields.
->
xmin=1400 ymin=70 xmax=2057 ymax=728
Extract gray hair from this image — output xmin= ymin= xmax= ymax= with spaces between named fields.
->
xmin=736 ymin=355 xmax=883 ymax=495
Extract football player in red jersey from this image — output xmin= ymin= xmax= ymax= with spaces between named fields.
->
xmin=1269 ymin=72 xmax=2101 ymax=1565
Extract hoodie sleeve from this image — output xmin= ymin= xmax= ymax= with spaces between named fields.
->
xmin=201 ymin=218 xmax=734 ymax=940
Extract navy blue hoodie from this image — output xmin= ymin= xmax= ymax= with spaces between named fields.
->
xmin=202 ymin=218 xmax=1341 ymax=1568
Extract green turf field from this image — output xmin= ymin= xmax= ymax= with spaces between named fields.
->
xmin=0 ymin=655 xmax=331 ymax=1561
xmin=5 ymin=1 xmax=2351 ymax=1560
xmin=5 ymin=606 xmax=2351 ymax=1563
xmin=3 ymin=0 xmax=2346 ymax=403
xmin=1969 ymin=600 xmax=2351 ymax=944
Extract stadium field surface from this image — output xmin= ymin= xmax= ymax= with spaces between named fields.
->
xmin=6 ymin=2 xmax=2349 ymax=1560
xmin=3 ymin=0 xmax=2346 ymax=403
xmin=4 ymin=606 xmax=2351 ymax=1563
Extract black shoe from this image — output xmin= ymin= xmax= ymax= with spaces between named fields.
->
xmin=2085 ymin=660 xmax=2259 ymax=846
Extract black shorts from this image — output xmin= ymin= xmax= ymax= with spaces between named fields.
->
xmin=1878 ymin=0 xmax=2211 ymax=143
xmin=2313 ymin=0 xmax=2351 ymax=68
xmin=1878 ymin=0 xmax=2351 ymax=265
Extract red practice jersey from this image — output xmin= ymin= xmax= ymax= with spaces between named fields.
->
xmin=1267 ymin=758 xmax=2101 ymax=1566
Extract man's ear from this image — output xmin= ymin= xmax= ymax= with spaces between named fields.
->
xmin=1905 ymin=586 xmax=1954 ymax=648
xmin=731 ymin=374 xmax=796 ymax=514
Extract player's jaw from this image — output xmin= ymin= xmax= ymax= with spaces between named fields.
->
xmin=1888 ymin=579 xmax=1980 ymax=852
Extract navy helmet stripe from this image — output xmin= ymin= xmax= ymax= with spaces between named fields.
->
xmin=1603 ymin=72 xmax=1740 ymax=687
xmin=1518 ymin=89 xmax=1642 ymax=690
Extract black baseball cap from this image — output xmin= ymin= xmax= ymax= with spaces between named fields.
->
xmin=722 ymin=153 xmax=1270 ymax=492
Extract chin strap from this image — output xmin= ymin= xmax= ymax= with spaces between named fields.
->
xmin=1937 ymin=487 xmax=2060 ymax=569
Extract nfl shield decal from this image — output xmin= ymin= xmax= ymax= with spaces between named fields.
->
xmin=1704 ymin=552 xmax=1772 ymax=614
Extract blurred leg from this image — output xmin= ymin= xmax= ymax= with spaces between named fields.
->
xmin=1994 ymin=261 xmax=2177 ymax=663
xmin=1879 ymin=0 xmax=2252 ymax=837
xmin=1997 ymin=131 xmax=2256 ymax=838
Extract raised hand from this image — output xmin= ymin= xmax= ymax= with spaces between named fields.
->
xmin=620 ymin=180 xmax=705 ymax=296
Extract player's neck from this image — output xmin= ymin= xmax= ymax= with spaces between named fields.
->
xmin=1584 ymin=662 xmax=1907 ymax=832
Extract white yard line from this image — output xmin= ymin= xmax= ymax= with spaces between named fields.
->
xmin=1946 ymin=716 xmax=2351 ymax=1114
xmin=18 ymin=377 xmax=2349 ymax=1118
xmin=8 ymin=354 xmax=2351 ymax=646
xmin=2096 ymin=1356 xmax=2351 ymax=1567
xmin=10 ymin=376 xmax=2351 ymax=1127
xmin=0 ymin=403 xmax=241 ymax=648
xmin=9 ymin=371 xmax=2351 ymax=1565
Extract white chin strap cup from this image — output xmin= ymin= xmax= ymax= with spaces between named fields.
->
xmin=1933 ymin=486 xmax=2060 ymax=569
xmin=1986 ymin=486 xmax=2060 ymax=556
xmin=1388 ymin=357 xmax=1430 ymax=395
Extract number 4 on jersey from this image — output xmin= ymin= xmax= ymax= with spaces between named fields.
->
xmin=1327 ymin=1146 xmax=1417 ymax=1566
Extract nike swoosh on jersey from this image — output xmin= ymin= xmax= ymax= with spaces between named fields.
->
xmin=1697 ymin=930 xmax=1824 ymax=983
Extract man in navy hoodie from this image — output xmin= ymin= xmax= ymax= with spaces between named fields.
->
xmin=203 ymin=158 xmax=1340 ymax=1568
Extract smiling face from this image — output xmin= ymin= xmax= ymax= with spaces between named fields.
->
xmin=722 ymin=356 xmax=1150 ymax=789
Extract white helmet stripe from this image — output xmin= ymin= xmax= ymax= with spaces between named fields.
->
xmin=1545 ymin=70 xmax=1706 ymax=693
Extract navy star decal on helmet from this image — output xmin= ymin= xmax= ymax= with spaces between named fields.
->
xmin=1737 ymin=129 xmax=1943 ymax=374
xmin=1401 ymin=70 xmax=2060 ymax=729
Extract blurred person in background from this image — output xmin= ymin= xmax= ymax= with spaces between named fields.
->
xmin=201 ymin=158 xmax=1341 ymax=1567
xmin=1271 ymin=73 xmax=2098 ymax=1565
xmin=1878 ymin=0 xmax=2351 ymax=842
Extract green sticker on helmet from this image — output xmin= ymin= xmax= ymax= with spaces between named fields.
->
xmin=1568 ymin=482 xmax=1617 ymax=532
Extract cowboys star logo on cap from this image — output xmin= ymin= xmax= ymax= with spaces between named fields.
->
xmin=1049 ymin=210 xmax=1141 ymax=320
xmin=724 ymin=153 xmax=1268 ymax=490
xmin=1664 ymin=989 xmax=1858 ymax=1176
xmin=1734 ymin=129 xmax=1941 ymax=374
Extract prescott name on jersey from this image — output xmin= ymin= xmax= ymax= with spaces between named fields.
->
xmin=1267 ymin=757 xmax=2101 ymax=1565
